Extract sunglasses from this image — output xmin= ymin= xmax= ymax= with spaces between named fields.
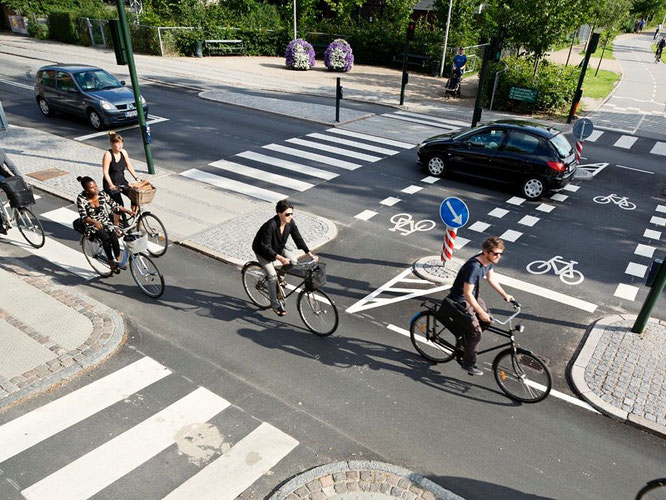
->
xmin=283 ymin=212 xmax=293 ymax=217
xmin=490 ymin=251 xmax=503 ymax=256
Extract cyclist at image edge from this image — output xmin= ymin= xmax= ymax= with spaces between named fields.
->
xmin=657 ymin=37 xmax=665 ymax=60
xmin=252 ymin=200 xmax=317 ymax=317
xmin=447 ymin=236 xmax=514 ymax=376
xmin=0 ymin=147 xmax=23 ymax=235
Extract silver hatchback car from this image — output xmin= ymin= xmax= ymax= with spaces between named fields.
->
xmin=34 ymin=64 xmax=148 ymax=130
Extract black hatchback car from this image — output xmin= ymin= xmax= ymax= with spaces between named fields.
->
xmin=417 ymin=120 xmax=577 ymax=199
xmin=34 ymin=64 xmax=148 ymax=130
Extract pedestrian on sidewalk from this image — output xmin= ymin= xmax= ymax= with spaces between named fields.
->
xmin=0 ymin=147 xmax=22 ymax=234
xmin=446 ymin=236 xmax=514 ymax=376
xmin=654 ymin=23 xmax=663 ymax=39
xmin=76 ymin=176 xmax=135 ymax=274
xmin=102 ymin=131 xmax=141 ymax=227
xmin=640 ymin=19 xmax=646 ymax=32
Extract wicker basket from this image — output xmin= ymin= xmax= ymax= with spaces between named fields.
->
xmin=127 ymin=182 xmax=156 ymax=205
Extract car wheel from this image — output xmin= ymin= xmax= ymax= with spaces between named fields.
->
xmin=87 ymin=109 xmax=104 ymax=130
xmin=426 ymin=155 xmax=447 ymax=176
xmin=521 ymin=177 xmax=545 ymax=200
xmin=37 ymin=97 xmax=54 ymax=117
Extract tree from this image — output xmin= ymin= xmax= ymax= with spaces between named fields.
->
xmin=631 ymin=0 xmax=666 ymax=17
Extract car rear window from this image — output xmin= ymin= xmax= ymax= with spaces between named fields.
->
xmin=38 ymin=70 xmax=55 ymax=88
xmin=549 ymin=133 xmax=573 ymax=158
xmin=504 ymin=131 xmax=542 ymax=154
xmin=56 ymin=71 xmax=76 ymax=92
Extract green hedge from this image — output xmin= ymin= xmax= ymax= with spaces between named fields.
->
xmin=484 ymin=56 xmax=579 ymax=113
xmin=48 ymin=11 xmax=80 ymax=44
xmin=27 ymin=18 xmax=49 ymax=40
xmin=174 ymin=26 xmax=291 ymax=56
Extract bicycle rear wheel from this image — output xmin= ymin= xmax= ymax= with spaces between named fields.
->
xmin=138 ymin=212 xmax=168 ymax=257
xmin=81 ymin=236 xmax=113 ymax=277
xmin=241 ymin=262 xmax=271 ymax=309
xmin=636 ymin=478 xmax=666 ymax=499
xmin=297 ymin=289 xmax=338 ymax=336
xmin=410 ymin=311 xmax=458 ymax=363
xmin=493 ymin=348 xmax=552 ymax=403
xmin=16 ymin=207 xmax=45 ymax=248
xmin=129 ymin=253 xmax=165 ymax=298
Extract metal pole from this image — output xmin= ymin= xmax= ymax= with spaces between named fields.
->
xmin=400 ymin=37 xmax=409 ymax=106
xmin=115 ymin=0 xmax=154 ymax=174
xmin=335 ymin=77 xmax=341 ymax=122
xmin=595 ymin=38 xmax=606 ymax=77
xmin=632 ymin=258 xmax=666 ymax=333
xmin=471 ymin=43 xmax=490 ymax=127
xmin=438 ymin=0 xmax=453 ymax=78
xmin=565 ymin=31 xmax=576 ymax=66
xmin=293 ymin=0 xmax=297 ymax=40
xmin=489 ymin=61 xmax=507 ymax=112
xmin=568 ymin=32 xmax=598 ymax=124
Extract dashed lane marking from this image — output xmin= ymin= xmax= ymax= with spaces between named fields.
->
xmin=401 ymin=185 xmax=423 ymax=194
xmin=650 ymin=142 xmax=666 ymax=156
xmin=354 ymin=210 xmax=378 ymax=221
xmin=468 ymin=221 xmax=490 ymax=232
xmin=550 ymin=193 xmax=568 ymax=202
xmin=536 ymin=204 xmax=556 ymax=213
xmin=613 ymin=135 xmax=638 ymax=149
xmin=614 ymin=284 xmax=639 ymax=301
xmin=585 ymin=130 xmax=603 ymax=142
xmin=656 ymin=205 xmax=666 ymax=214
xmin=625 ymin=262 xmax=647 ymax=278
xmin=650 ymin=216 xmax=666 ymax=227
xmin=643 ymin=228 xmax=661 ymax=240
xmin=380 ymin=197 xmax=401 ymax=206
xmin=506 ymin=196 xmax=526 ymax=206
xmin=614 ymin=164 xmax=654 ymax=175
xmin=488 ymin=208 xmax=509 ymax=218
xmin=634 ymin=244 xmax=655 ymax=258
xmin=518 ymin=215 xmax=540 ymax=227
xmin=499 ymin=229 xmax=522 ymax=242
xmin=421 ymin=176 xmax=440 ymax=184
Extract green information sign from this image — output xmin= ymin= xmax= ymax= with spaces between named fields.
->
xmin=509 ymin=86 xmax=538 ymax=103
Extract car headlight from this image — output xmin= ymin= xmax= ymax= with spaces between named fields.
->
xmin=100 ymin=100 xmax=114 ymax=110
xmin=140 ymin=95 xmax=146 ymax=105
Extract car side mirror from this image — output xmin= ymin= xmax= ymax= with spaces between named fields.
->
xmin=465 ymin=142 xmax=471 ymax=150
xmin=120 ymin=80 xmax=126 ymax=86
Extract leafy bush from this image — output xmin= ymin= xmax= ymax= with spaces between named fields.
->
xmin=324 ymin=38 xmax=354 ymax=71
xmin=129 ymin=24 xmax=161 ymax=55
xmin=28 ymin=18 xmax=49 ymax=39
xmin=285 ymin=38 xmax=315 ymax=69
xmin=484 ymin=56 xmax=579 ymax=113
xmin=48 ymin=11 xmax=80 ymax=44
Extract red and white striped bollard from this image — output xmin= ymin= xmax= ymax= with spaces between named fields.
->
xmin=441 ymin=227 xmax=457 ymax=266
xmin=575 ymin=139 xmax=584 ymax=163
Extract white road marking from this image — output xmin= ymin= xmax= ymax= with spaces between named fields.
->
xmin=393 ymin=111 xmax=470 ymax=127
xmin=488 ymin=208 xmax=509 ymax=218
xmin=614 ymin=164 xmax=654 ymax=174
xmin=613 ymin=135 xmax=638 ymax=149
xmin=468 ymin=221 xmax=490 ymax=232
xmin=21 ymin=388 xmax=229 ymax=500
xmin=563 ymin=184 xmax=580 ymax=192
xmin=455 ymin=236 xmax=470 ymax=249
xmin=354 ymin=210 xmax=378 ymax=221
xmin=650 ymin=216 xmax=666 ymax=226
xmin=579 ymin=162 xmax=608 ymax=176
xmin=285 ymin=138 xmax=382 ymax=162
xmin=518 ymin=215 xmax=540 ymax=227
xmin=164 ymin=423 xmax=298 ymax=500
xmin=208 ymin=159 xmax=313 ymax=191
xmin=625 ymin=262 xmax=647 ymax=278
xmin=380 ymin=197 xmax=401 ymax=206
xmin=536 ymin=204 xmax=555 ymax=213
xmin=386 ymin=323 xmax=598 ymax=412
xmin=493 ymin=273 xmax=597 ymax=312
xmin=650 ymin=142 xmax=666 ymax=156
xmin=634 ymin=244 xmax=655 ymax=258
xmin=656 ymin=205 xmax=666 ymax=214
xmin=307 ymin=133 xmax=399 ymax=155
xmin=506 ymin=196 xmax=526 ymax=206
xmin=325 ymin=128 xmax=414 ymax=148
xmin=499 ymin=229 xmax=522 ymax=242
xmin=74 ymin=115 xmax=169 ymax=141
xmin=643 ymin=228 xmax=661 ymax=240
xmin=180 ymin=169 xmax=285 ymax=202
xmin=550 ymin=193 xmax=568 ymax=202
xmin=401 ymin=185 xmax=423 ymax=194
xmin=0 ymin=77 xmax=34 ymax=90
xmin=614 ymin=284 xmax=639 ymax=301
xmin=263 ymin=144 xmax=361 ymax=170
xmin=387 ymin=114 xmax=462 ymax=130
xmin=585 ymin=130 xmax=603 ymax=142
xmin=421 ymin=176 xmax=440 ymax=184
xmin=235 ymin=151 xmax=337 ymax=180
xmin=0 ymin=357 xmax=171 ymax=463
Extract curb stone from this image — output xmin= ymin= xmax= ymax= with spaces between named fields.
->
xmin=269 ymin=460 xmax=464 ymax=500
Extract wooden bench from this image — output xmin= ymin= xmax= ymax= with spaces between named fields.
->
xmin=392 ymin=53 xmax=432 ymax=71
xmin=204 ymin=39 xmax=246 ymax=56
xmin=311 ymin=42 xmax=328 ymax=58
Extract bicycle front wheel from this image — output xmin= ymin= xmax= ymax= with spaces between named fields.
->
xmin=138 ymin=212 xmax=168 ymax=257
xmin=16 ymin=207 xmax=45 ymax=248
xmin=81 ymin=236 xmax=113 ymax=277
xmin=297 ymin=289 xmax=338 ymax=336
xmin=493 ymin=348 xmax=552 ymax=403
xmin=241 ymin=262 xmax=271 ymax=309
xmin=130 ymin=253 xmax=165 ymax=298
xmin=636 ymin=478 xmax=666 ymax=499
xmin=410 ymin=311 xmax=457 ymax=363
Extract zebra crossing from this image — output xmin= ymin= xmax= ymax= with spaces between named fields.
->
xmin=585 ymin=129 xmax=666 ymax=156
xmin=179 ymin=112 xmax=465 ymax=203
xmin=0 ymin=356 xmax=299 ymax=500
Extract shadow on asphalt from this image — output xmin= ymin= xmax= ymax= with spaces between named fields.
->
xmin=431 ymin=476 xmax=557 ymax=500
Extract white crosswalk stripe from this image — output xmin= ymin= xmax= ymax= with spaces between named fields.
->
xmin=262 ymin=143 xmax=361 ymax=170
xmin=236 ymin=151 xmax=338 ymax=180
xmin=209 ymin=159 xmax=314 ymax=191
xmin=324 ymin=128 xmax=415 ymax=148
xmin=306 ymin=133 xmax=400 ymax=155
xmin=393 ymin=110 xmax=469 ymax=127
xmin=285 ymin=138 xmax=383 ymax=162
xmin=0 ymin=357 xmax=299 ymax=500
xmin=181 ymin=168 xmax=286 ymax=202
xmin=613 ymin=135 xmax=638 ymax=149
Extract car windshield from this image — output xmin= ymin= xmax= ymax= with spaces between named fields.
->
xmin=74 ymin=70 xmax=122 ymax=91
xmin=549 ymin=133 xmax=573 ymax=158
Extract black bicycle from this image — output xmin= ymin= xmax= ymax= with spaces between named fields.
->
xmin=409 ymin=299 xmax=552 ymax=403
xmin=242 ymin=260 xmax=339 ymax=336
xmin=636 ymin=478 xmax=666 ymax=499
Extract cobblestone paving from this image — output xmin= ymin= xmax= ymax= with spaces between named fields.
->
xmin=584 ymin=318 xmax=666 ymax=426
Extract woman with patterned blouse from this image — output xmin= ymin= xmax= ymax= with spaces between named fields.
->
xmin=76 ymin=176 xmax=135 ymax=274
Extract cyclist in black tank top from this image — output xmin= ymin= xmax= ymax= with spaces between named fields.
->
xmin=102 ymin=132 xmax=141 ymax=226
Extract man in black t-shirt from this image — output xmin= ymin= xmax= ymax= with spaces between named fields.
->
xmin=447 ymin=236 xmax=513 ymax=375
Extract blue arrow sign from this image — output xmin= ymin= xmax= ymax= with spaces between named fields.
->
xmin=440 ymin=197 xmax=469 ymax=229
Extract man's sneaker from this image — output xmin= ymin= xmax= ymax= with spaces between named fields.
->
xmin=0 ymin=224 xmax=7 ymax=235
xmin=461 ymin=364 xmax=484 ymax=376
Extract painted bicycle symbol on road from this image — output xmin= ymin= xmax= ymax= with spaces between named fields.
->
xmin=593 ymin=194 xmax=636 ymax=210
xmin=526 ymin=256 xmax=584 ymax=285
xmin=389 ymin=213 xmax=436 ymax=236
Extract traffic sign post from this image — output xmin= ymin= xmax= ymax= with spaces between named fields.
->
xmin=572 ymin=118 xmax=594 ymax=163
xmin=439 ymin=197 xmax=469 ymax=266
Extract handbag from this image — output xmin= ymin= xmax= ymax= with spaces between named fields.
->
xmin=72 ymin=218 xmax=86 ymax=234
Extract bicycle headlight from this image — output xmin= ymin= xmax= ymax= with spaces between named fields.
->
xmin=515 ymin=325 xmax=525 ymax=333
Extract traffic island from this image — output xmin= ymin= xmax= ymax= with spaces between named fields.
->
xmin=412 ymin=255 xmax=463 ymax=285
xmin=269 ymin=460 xmax=463 ymax=499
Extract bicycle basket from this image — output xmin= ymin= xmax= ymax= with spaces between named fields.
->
xmin=124 ymin=232 xmax=148 ymax=254
xmin=0 ymin=176 xmax=35 ymax=208
xmin=127 ymin=183 xmax=156 ymax=206
xmin=304 ymin=263 xmax=326 ymax=291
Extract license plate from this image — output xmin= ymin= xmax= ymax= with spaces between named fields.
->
xmin=125 ymin=110 xmax=137 ymax=118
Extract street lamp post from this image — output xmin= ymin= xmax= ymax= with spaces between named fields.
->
xmin=438 ymin=0 xmax=453 ymax=78
xmin=293 ymin=0 xmax=297 ymax=40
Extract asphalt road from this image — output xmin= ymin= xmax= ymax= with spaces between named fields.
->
xmin=1 ymin=75 xmax=665 ymax=499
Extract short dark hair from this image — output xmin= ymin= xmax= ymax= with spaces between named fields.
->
xmin=482 ymin=236 xmax=504 ymax=253
xmin=77 ymin=176 xmax=95 ymax=189
xmin=275 ymin=199 xmax=293 ymax=214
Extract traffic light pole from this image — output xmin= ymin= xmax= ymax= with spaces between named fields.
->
xmin=568 ymin=32 xmax=599 ymax=124
xmin=471 ymin=44 xmax=490 ymax=127
xmin=400 ymin=37 xmax=410 ymax=105
xmin=632 ymin=259 xmax=666 ymax=333
xmin=115 ymin=0 xmax=154 ymax=175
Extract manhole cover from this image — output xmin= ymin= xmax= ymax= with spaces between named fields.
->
xmin=28 ymin=168 xmax=68 ymax=181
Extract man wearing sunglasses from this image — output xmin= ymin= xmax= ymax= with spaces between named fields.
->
xmin=252 ymin=199 xmax=317 ymax=317
xmin=446 ymin=236 xmax=514 ymax=375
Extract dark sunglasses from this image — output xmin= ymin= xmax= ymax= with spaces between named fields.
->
xmin=283 ymin=212 xmax=293 ymax=217
xmin=490 ymin=251 xmax=503 ymax=256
